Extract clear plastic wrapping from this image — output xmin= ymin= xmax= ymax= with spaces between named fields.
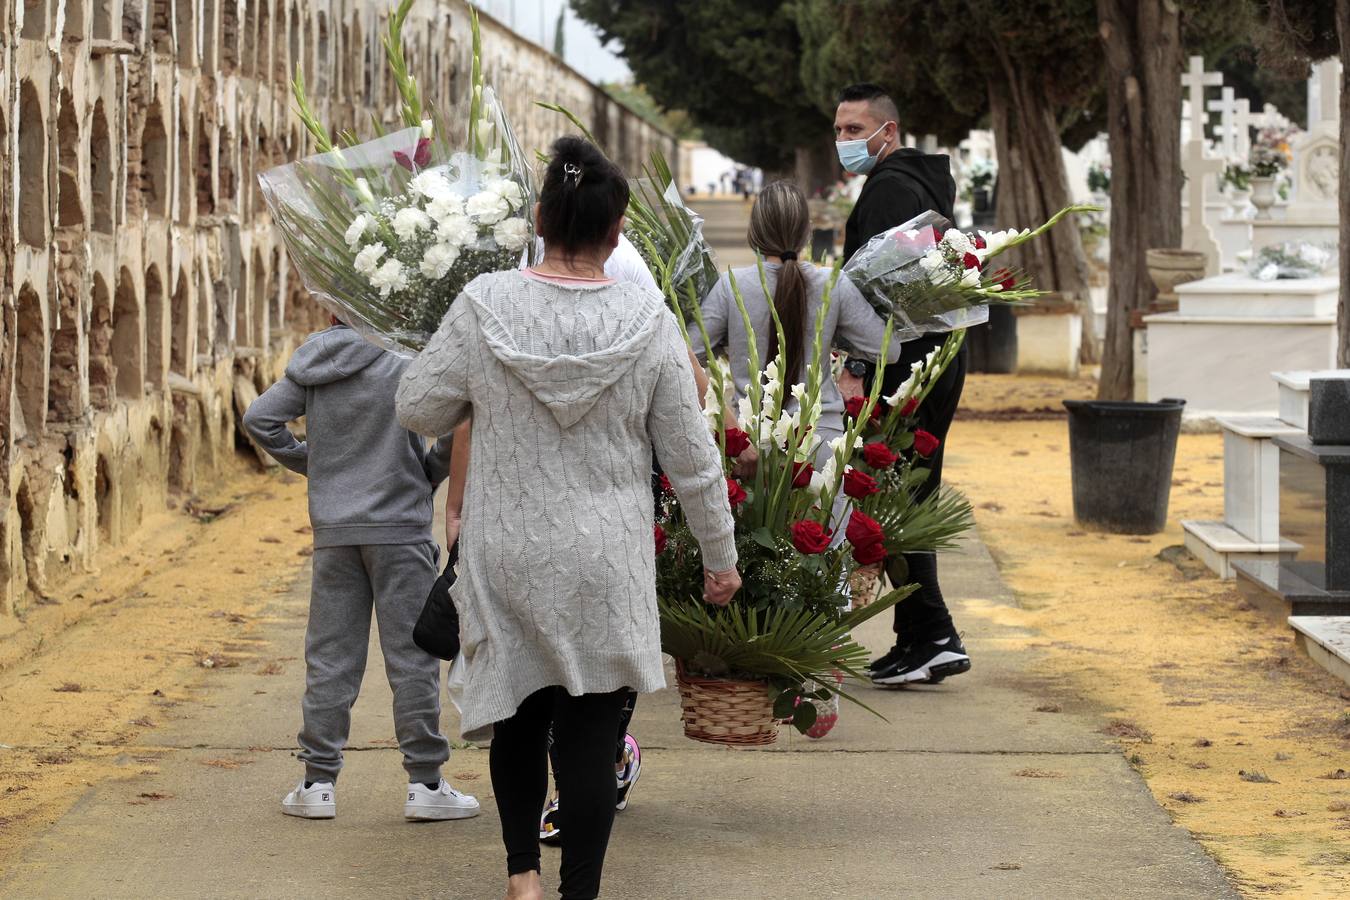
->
xmin=1245 ymin=241 xmax=1335 ymax=281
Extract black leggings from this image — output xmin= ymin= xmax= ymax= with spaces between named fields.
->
xmin=490 ymin=687 xmax=629 ymax=899
xmin=549 ymin=688 xmax=637 ymax=775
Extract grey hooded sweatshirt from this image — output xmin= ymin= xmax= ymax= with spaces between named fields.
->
xmin=395 ymin=270 xmax=736 ymax=741
xmin=243 ymin=325 xmax=452 ymax=548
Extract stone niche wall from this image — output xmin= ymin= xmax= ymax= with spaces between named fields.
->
xmin=0 ymin=0 xmax=677 ymax=616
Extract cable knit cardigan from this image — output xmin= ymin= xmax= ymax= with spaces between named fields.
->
xmin=395 ymin=270 xmax=737 ymax=741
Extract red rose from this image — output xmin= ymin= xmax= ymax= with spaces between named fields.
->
xmin=913 ymin=429 xmax=941 ymax=457
xmin=973 ymin=235 xmax=987 ymax=250
xmin=845 ymin=510 xmax=885 ymax=549
xmin=726 ymin=477 xmax=747 ymax=507
xmin=991 ymin=268 xmax=1016 ymax=291
xmin=654 ymin=523 xmax=667 ymax=555
xmin=659 ymin=474 xmax=673 ymax=494
xmin=844 ymin=395 xmax=881 ymax=423
xmin=852 ymin=540 xmax=888 ymax=566
xmin=862 ymin=442 xmax=898 ymax=470
xmin=723 ymin=427 xmax=751 ymax=458
xmin=843 ymin=467 xmax=880 ymax=499
xmin=394 ymin=136 xmax=433 ymax=171
xmin=790 ymin=520 xmax=832 ymax=555
xmin=931 ymin=226 xmax=944 ymax=245
xmin=791 ymin=461 xmax=814 ymax=488
xmin=900 ymin=397 xmax=919 ymax=417
xmin=962 ymin=251 xmax=981 ymax=270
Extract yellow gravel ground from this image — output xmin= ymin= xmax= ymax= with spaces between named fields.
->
xmin=947 ymin=374 xmax=1350 ymax=897
xmin=0 ymin=463 xmax=313 ymax=872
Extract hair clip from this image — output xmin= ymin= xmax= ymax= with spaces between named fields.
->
xmin=563 ymin=162 xmax=584 ymax=187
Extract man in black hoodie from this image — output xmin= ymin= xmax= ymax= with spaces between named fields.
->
xmin=834 ymin=83 xmax=972 ymax=688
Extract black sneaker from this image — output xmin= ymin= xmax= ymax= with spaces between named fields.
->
xmin=867 ymin=642 xmax=910 ymax=673
xmin=871 ymin=633 xmax=971 ymax=686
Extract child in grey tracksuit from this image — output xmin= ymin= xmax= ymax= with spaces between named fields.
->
xmin=244 ymin=322 xmax=474 ymax=820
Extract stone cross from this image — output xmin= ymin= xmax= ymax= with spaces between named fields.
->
xmin=1181 ymin=138 xmax=1224 ymax=276
xmin=1232 ymin=97 xmax=1256 ymax=159
xmin=1208 ymin=87 xmax=1237 ymax=158
xmin=1307 ymin=58 xmax=1342 ymax=130
xmin=1258 ymin=103 xmax=1293 ymax=132
xmin=1181 ymin=56 xmax=1223 ymax=142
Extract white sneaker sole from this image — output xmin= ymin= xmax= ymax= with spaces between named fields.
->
xmin=872 ymin=651 xmax=971 ymax=685
xmin=616 ymin=757 xmax=641 ymax=812
xmin=282 ymin=802 xmax=335 ymax=820
xmin=405 ymin=804 xmax=481 ymax=821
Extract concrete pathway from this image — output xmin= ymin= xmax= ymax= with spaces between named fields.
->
xmin=0 ymin=534 xmax=1235 ymax=899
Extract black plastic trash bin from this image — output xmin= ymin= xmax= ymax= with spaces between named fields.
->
xmin=1063 ymin=398 xmax=1186 ymax=534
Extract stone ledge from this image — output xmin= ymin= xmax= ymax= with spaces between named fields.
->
xmin=1182 ymin=520 xmax=1298 ymax=580
xmin=1214 ymin=415 xmax=1303 ymax=439
xmin=1288 ymin=615 xmax=1350 ymax=686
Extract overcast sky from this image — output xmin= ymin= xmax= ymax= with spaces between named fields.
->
xmin=473 ymin=0 xmax=633 ymax=85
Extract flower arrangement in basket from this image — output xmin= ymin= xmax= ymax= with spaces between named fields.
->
xmin=258 ymin=2 xmax=536 ymax=352
xmin=654 ymin=263 xmax=974 ymax=746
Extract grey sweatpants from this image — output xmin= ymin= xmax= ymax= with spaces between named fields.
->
xmin=298 ymin=542 xmax=449 ymax=785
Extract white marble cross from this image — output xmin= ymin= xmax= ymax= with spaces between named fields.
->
xmin=1208 ymin=87 xmax=1237 ymax=157
xmin=1181 ymin=56 xmax=1224 ymax=142
xmin=1181 ymin=138 xmax=1224 ymax=276
xmin=1232 ymin=97 xmax=1255 ymax=158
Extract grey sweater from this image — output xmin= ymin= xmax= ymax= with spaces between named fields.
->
xmin=243 ymin=325 xmax=452 ymax=548
xmin=396 ymin=270 xmax=736 ymax=741
xmin=698 ymin=263 xmax=902 ymax=437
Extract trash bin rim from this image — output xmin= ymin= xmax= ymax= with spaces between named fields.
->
xmin=1063 ymin=398 xmax=1187 ymax=416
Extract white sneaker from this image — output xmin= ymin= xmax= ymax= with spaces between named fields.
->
xmin=282 ymin=780 xmax=336 ymax=819
xmin=405 ymin=779 xmax=481 ymax=821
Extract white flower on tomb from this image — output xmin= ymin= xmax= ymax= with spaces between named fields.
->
xmin=392 ymin=207 xmax=433 ymax=241
xmin=426 ymin=192 xmax=465 ymax=222
xmin=466 ymin=190 xmax=510 ymax=225
xmin=410 ymin=170 xmax=453 ymax=200
xmin=370 ymin=258 xmax=408 ymax=297
xmin=353 ymin=242 xmax=386 ymax=276
xmin=420 ymin=242 xmax=460 ymax=279
xmin=492 ymin=217 xmax=531 ymax=251
xmin=345 ymin=214 xmax=373 ymax=250
xmin=436 ymin=214 xmax=478 ymax=248
xmin=488 ymin=178 xmax=525 ymax=209
xmin=960 ymin=267 xmax=982 ymax=288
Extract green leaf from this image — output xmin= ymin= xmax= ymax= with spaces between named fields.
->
xmin=751 ymin=527 xmax=777 ymax=550
xmin=772 ymin=689 xmax=799 ymax=720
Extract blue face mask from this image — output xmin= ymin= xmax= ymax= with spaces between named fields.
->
xmin=836 ymin=123 xmax=892 ymax=175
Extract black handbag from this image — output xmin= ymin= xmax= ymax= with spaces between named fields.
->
xmin=413 ymin=542 xmax=460 ymax=661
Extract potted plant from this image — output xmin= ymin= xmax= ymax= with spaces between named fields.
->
xmin=657 ymin=271 xmax=973 ymax=745
xmin=1087 ymin=161 xmax=1111 ymax=205
xmin=1249 ymin=125 xmax=1298 ymax=220
xmin=1221 ymin=160 xmax=1252 ymax=217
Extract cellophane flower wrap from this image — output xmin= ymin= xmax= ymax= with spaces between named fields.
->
xmin=656 ymin=262 xmax=974 ymax=733
xmin=842 ymin=205 xmax=1097 ymax=340
xmin=259 ymin=4 xmax=536 ymax=353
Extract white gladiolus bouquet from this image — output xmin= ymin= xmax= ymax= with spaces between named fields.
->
xmin=259 ymin=3 xmax=536 ymax=351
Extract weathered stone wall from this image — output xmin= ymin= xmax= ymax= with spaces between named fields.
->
xmin=0 ymin=0 xmax=678 ymax=616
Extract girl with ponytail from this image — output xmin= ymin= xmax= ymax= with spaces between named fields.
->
xmin=698 ymin=180 xmax=901 ymax=469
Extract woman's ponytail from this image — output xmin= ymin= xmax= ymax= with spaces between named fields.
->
xmin=747 ymin=181 xmax=812 ymax=387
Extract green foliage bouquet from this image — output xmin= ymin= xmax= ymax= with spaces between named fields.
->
xmin=656 ymin=263 xmax=973 ymax=737
xmin=259 ymin=4 xmax=537 ymax=352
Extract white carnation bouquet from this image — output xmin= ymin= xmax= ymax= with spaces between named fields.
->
xmin=259 ymin=4 xmax=536 ymax=351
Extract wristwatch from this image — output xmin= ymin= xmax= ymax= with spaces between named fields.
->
xmin=843 ymin=358 xmax=870 ymax=378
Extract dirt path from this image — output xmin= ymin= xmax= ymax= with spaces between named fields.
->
xmin=0 ymin=476 xmax=1232 ymax=897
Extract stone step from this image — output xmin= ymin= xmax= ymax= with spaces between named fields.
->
xmin=1272 ymin=368 xmax=1350 ymax=430
xmin=1181 ymin=520 xmax=1298 ymax=580
xmin=1235 ymin=558 xmax=1350 ymax=621
xmin=1288 ymin=615 xmax=1350 ymax=686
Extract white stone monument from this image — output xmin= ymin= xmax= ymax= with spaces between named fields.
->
xmin=1179 ymin=57 xmax=1226 ymax=275
xmin=1253 ymin=60 xmax=1340 ymax=248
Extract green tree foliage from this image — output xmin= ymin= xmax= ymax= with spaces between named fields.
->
xmin=553 ymin=6 xmax=566 ymax=58
xmin=571 ymin=0 xmax=830 ymax=169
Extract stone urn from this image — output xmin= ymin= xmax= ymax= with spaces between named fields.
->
xmin=1145 ymin=248 xmax=1207 ymax=312
xmin=1228 ymin=187 xmax=1251 ymax=219
xmin=1249 ymin=175 xmax=1278 ymax=221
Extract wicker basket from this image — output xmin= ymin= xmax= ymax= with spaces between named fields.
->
xmin=674 ymin=661 xmax=778 ymax=746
